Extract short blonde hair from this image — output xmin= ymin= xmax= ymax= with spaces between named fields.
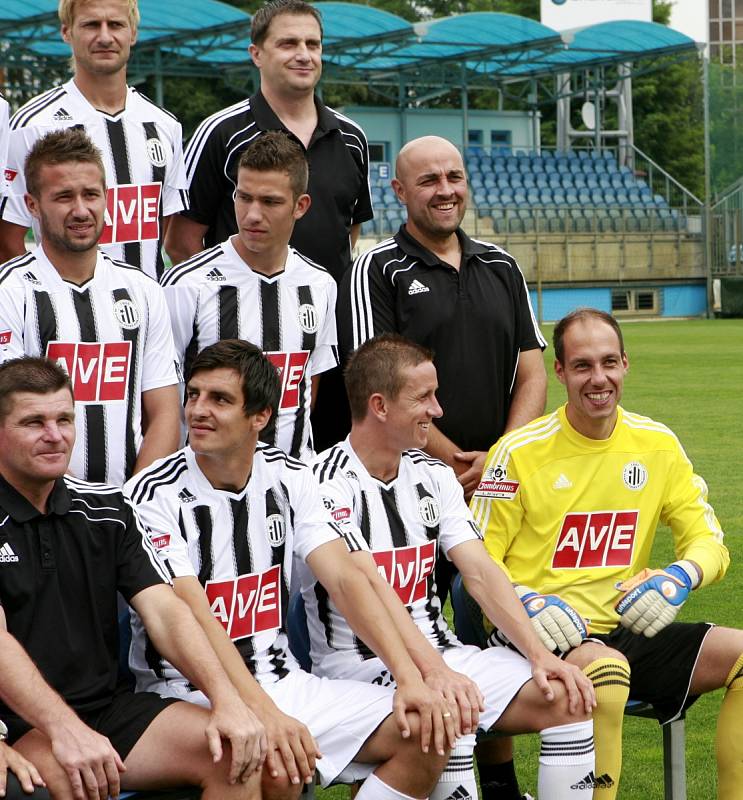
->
xmin=58 ymin=0 xmax=139 ymax=30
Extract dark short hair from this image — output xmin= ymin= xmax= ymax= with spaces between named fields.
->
xmin=345 ymin=333 xmax=434 ymax=422
xmin=251 ymin=0 xmax=322 ymax=46
xmin=0 ymin=357 xmax=74 ymax=421
xmin=237 ymin=131 xmax=309 ymax=199
xmin=25 ymin=128 xmax=105 ymax=198
xmin=553 ymin=308 xmax=625 ymax=364
xmin=187 ymin=340 xmax=281 ymax=418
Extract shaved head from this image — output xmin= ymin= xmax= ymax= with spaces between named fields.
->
xmin=395 ymin=136 xmax=464 ymax=182
xmin=392 ymin=136 xmax=467 ymax=243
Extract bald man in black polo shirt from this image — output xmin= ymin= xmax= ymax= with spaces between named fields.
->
xmin=0 ymin=357 xmax=264 ymax=800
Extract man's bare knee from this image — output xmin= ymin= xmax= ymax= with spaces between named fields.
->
xmin=261 ymin=767 xmax=303 ymax=800
xmin=13 ymin=730 xmax=74 ymax=800
xmin=566 ymin=642 xmax=627 ymax=670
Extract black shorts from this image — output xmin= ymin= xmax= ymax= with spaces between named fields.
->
xmin=588 ymin=621 xmax=714 ymax=724
xmin=5 ymin=687 xmax=178 ymax=760
xmin=1 ymin=772 xmax=51 ymax=800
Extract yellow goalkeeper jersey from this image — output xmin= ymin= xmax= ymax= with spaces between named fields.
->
xmin=471 ymin=405 xmax=728 ymax=634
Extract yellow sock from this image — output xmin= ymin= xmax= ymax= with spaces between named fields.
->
xmin=716 ymin=652 xmax=743 ymax=799
xmin=583 ymin=657 xmax=630 ymax=799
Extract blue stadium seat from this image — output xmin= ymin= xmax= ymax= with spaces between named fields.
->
xmin=469 ymin=175 xmax=483 ymax=190
xmin=484 ymin=174 xmax=498 ymax=189
xmin=510 ymin=174 xmax=524 ymax=188
xmin=480 ymin=159 xmax=494 ymax=174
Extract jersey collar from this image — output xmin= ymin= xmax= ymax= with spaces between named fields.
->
xmin=393 ymin=225 xmax=491 ymax=269
xmin=0 ymin=475 xmax=71 ymax=522
xmin=250 ymin=90 xmax=339 ymax=145
xmin=558 ymin=403 xmax=625 ymax=450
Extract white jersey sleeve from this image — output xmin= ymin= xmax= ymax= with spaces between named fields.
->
xmin=308 ymin=275 xmax=338 ymax=377
xmin=140 ymin=279 xmax=179 ymax=392
xmin=0 ymin=273 xmax=28 ymax=361
xmin=437 ymin=463 xmax=484 ymax=560
xmin=160 ymin=275 xmax=200 ymax=369
xmin=123 ymin=475 xmax=197 ymax=579
xmin=0 ymin=96 xmax=8 ymax=197
xmin=161 ymin=119 xmax=189 ymax=217
xmin=1 ymin=126 xmax=34 ymax=226
xmin=292 ymin=466 xmax=368 ymax=563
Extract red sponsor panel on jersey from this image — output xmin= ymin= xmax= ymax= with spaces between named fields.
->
xmin=205 ymin=565 xmax=282 ymax=641
xmin=46 ymin=341 xmax=131 ymax=403
xmin=373 ymin=542 xmax=436 ymax=605
xmin=4 ymin=169 xmax=17 ymax=184
xmin=266 ymin=351 xmax=310 ymax=410
xmin=332 ymin=507 xmax=351 ymax=523
xmin=0 ymin=330 xmax=12 ymax=345
xmin=149 ymin=533 xmax=171 ymax=550
xmin=552 ymin=511 xmax=638 ymax=569
xmin=99 ymin=183 xmax=162 ymax=245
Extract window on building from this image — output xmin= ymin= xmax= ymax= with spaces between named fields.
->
xmin=368 ymin=142 xmax=388 ymax=162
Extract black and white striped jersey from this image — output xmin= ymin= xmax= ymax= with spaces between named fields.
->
xmin=0 ymin=79 xmax=188 ymax=280
xmin=306 ymin=438 xmax=483 ymax=667
xmin=160 ymin=239 xmax=338 ymax=460
xmin=124 ymin=443 xmax=366 ymax=688
xmin=0 ymin=247 xmax=179 ymax=485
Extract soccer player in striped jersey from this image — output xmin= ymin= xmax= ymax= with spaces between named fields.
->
xmin=309 ymin=333 xmax=596 ymax=800
xmin=124 ymin=339 xmax=473 ymax=800
xmin=472 ymin=309 xmax=739 ymax=798
xmin=0 ymin=356 xmax=264 ymax=800
xmin=0 ymin=128 xmax=180 ymax=485
xmin=0 ymin=0 xmax=189 ymax=280
xmin=160 ymin=132 xmax=337 ymax=461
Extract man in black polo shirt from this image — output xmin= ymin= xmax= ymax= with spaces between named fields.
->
xmin=339 ymin=135 xmax=547 ymax=501
xmin=0 ymin=357 xmax=264 ymax=800
xmin=165 ymin=0 xmax=372 ymax=451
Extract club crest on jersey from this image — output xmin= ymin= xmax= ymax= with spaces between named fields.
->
xmin=206 ymin=565 xmax=281 ymax=641
xmin=46 ymin=341 xmax=131 ymax=403
xmin=622 ymin=462 xmax=648 ymax=491
xmin=145 ymin=138 xmax=167 ymax=168
xmin=266 ymin=514 xmax=286 ymax=547
xmin=373 ymin=542 xmax=436 ymax=605
xmin=418 ymin=496 xmax=440 ymax=527
xmin=113 ymin=298 xmax=140 ymax=330
xmin=552 ymin=510 xmax=638 ymax=569
xmin=100 ymin=183 xmax=162 ymax=245
xmin=266 ymin=351 xmax=310 ymax=410
xmin=298 ymin=304 xmax=319 ymax=334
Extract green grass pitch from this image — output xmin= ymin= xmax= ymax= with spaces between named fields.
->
xmin=316 ymin=318 xmax=743 ymax=799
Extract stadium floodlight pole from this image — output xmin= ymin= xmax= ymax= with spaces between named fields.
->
xmin=702 ymin=45 xmax=714 ymax=319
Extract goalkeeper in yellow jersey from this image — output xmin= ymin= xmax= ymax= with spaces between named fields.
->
xmin=471 ymin=308 xmax=739 ymax=799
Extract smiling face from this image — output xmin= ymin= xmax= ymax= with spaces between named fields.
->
xmin=26 ymin=161 xmax=106 ymax=257
xmin=393 ymin=137 xmax=467 ymax=243
xmin=380 ymin=360 xmax=443 ymax=451
xmin=0 ymin=389 xmax=76 ymax=489
xmin=62 ymin=0 xmax=137 ymax=78
xmin=554 ymin=317 xmax=629 ymax=440
xmin=249 ymin=12 xmax=322 ymax=98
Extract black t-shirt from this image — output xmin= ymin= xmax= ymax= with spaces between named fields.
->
xmin=0 ymin=475 xmax=170 ymax=715
xmin=182 ymin=91 xmax=373 ymax=283
xmin=339 ymin=226 xmax=547 ymax=451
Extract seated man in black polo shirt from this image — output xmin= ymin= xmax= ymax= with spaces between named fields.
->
xmin=0 ymin=357 xmax=263 ymax=800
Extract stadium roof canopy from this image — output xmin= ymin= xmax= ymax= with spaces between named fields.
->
xmin=0 ymin=0 xmax=699 ymax=100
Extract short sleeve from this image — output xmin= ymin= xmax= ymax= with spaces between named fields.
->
xmin=436 ymin=465 xmax=483 ymax=561
xmin=0 ymin=127 xmax=34 ymax=227
xmin=180 ymin=116 xmax=229 ymax=227
xmin=117 ymin=496 xmax=172 ymax=601
xmin=161 ymin=119 xmax=189 ymax=217
xmin=0 ymin=284 xmax=29 ymax=362
xmin=141 ymin=282 xmax=179 ymax=392
xmin=350 ymin=128 xmax=373 ymax=226
xmin=292 ymin=466 xmax=367 ymax=562
xmin=308 ymin=277 xmax=338 ymax=377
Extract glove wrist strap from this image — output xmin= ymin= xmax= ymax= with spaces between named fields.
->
xmin=668 ymin=560 xmax=700 ymax=590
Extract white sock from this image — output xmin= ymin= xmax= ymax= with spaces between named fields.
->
xmin=429 ymin=738 xmax=478 ymax=800
xmin=356 ymin=772 xmax=420 ymax=800
xmin=538 ymin=720 xmax=595 ymax=799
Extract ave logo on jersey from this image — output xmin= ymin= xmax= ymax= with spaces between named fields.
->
xmin=373 ymin=542 xmax=436 ymax=605
xmin=266 ymin=351 xmax=310 ymax=410
xmin=206 ymin=565 xmax=282 ymax=641
xmin=99 ymin=183 xmax=162 ymax=245
xmin=46 ymin=341 xmax=131 ymax=403
xmin=551 ymin=510 xmax=639 ymax=569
